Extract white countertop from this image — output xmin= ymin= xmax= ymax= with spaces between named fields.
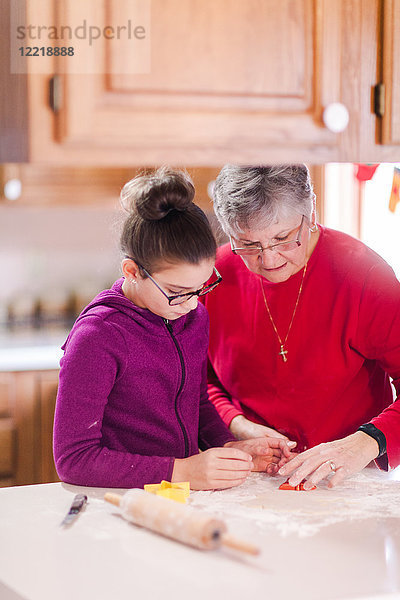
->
xmin=1 ymin=469 xmax=400 ymax=600
xmin=0 ymin=345 xmax=63 ymax=371
xmin=0 ymin=330 xmax=66 ymax=371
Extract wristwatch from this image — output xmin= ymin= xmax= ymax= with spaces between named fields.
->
xmin=357 ymin=423 xmax=387 ymax=458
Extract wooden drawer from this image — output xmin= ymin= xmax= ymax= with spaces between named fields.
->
xmin=0 ymin=373 xmax=14 ymax=417
xmin=0 ymin=418 xmax=15 ymax=476
xmin=0 ymin=478 xmax=15 ymax=488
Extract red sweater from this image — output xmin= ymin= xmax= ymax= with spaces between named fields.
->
xmin=205 ymin=226 xmax=400 ymax=469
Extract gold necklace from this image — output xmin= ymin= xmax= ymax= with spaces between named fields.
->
xmin=259 ymin=261 xmax=308 ymax=363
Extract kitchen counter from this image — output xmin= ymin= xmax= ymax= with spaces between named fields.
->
xmin=1 ymin=469 xmax=400 ymax=600
xmin=0 ymin=329 xmax=66 ymax=371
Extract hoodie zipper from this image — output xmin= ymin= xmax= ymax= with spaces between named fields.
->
xmin=164 ymin=319 xmax=189 ymax=457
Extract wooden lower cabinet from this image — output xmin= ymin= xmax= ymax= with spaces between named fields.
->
xmin=0 ymin=370 xmax=60 ymax=487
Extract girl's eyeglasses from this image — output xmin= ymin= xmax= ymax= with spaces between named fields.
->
xmin=133 ymin=263 xmax=222 ymax=306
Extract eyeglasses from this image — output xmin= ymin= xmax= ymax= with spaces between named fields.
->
xmin=230 ymin=215 xmax=305 ymax=256
xmin=137 ymin=264 xmax=222 ymax=306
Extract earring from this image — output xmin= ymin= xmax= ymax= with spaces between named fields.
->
xmin=310 ymin=223 xmax=318 ymax=233
xmin=130 ymin=279 xmax=136 ymax=285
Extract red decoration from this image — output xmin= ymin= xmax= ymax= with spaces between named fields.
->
xmin=389 ymin=167 xmax=400 ymax=213
xmin=355 ymin=164 xmax=379 ymax=182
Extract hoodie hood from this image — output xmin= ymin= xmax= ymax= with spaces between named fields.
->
xmin=62 ymin=278 xmax=191 ymax=350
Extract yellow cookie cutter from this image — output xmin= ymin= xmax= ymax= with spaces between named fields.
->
xmin=144 ymin=480 xmax=190 ymax=504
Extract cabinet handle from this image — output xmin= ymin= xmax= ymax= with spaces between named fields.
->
xmin=49 ymin=75 xmax=62 ymax=113
xmin=322 ymin=103 xmax=350 ymax=133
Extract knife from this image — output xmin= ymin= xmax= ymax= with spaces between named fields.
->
xmin=60 ymin=494 xmax=88 ymax=527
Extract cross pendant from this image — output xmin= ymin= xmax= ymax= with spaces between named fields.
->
xmin=279 ymin=345 xmax=288 ymax=362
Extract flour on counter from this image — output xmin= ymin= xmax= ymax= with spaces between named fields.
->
xmin=189 ymin=470 xmax=400 ymax=538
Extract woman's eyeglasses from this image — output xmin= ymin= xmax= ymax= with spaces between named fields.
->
xmin=230 ymin=215 xmax=305 ymax=256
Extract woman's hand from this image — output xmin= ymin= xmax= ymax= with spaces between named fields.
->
xmin=226 ymin=437 xmax=296 ymax=474
xmin=225 ymin=437 xmax=296 ymax=475
xmin=278 ymin=432 xmax=380 ymax=490
xmin=229 ymin=415 xmax=296 ymax=446
xmin=172 ymin=447 xmax=253 ymax=490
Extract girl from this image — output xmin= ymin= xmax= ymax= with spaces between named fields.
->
xmin=53 ymin=167 xmax=293 ymax=490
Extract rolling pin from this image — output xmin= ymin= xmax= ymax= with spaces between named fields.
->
xmin=104 ymin=489 xmax=259 ymax=555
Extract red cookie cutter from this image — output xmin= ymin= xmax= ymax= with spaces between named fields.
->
xmin=279 ymin=478 xmax=316 ymax=491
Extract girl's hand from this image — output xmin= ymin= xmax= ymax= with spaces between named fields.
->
xmin=172 ymin=447 xmax=253 ymax=490
xmin=278 ymin=432 xmax=380 ymax=490
xmin=225 ymin=437 xmax=297 ymax=474
xmin=229 ymin=415 xmax=295 ymax=446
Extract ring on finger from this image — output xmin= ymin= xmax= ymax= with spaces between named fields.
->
xmin=327 ymin=460 xmax=336 ymax=472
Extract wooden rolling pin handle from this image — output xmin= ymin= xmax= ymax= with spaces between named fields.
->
xmin=221 ymin=534 xmax=260 ymax=556
xmin=104 ymin=492 xmax=122 ymax=507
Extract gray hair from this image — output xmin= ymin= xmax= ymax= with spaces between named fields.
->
xmin=212 ymin=165 xmax=315 ymax=236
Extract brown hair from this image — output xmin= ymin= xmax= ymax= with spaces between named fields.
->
xmin=120 ymin=167 xmax=216 ymax=274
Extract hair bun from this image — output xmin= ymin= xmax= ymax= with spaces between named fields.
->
xmin=120 ymin=167 xmax=195 ymax=221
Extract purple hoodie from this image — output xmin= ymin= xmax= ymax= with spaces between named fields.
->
xmin=53 ymin=278 xmax=235 ymax=488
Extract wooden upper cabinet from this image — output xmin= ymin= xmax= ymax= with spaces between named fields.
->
xmin=10 ymin=0 xmax=349 ymax=164
xmin=107 ymin=0 xmax=312 ymax=108
xmin=380 ymin=0 xmax=400 ymax=145
xmin=4 ymin=0 xmax=397 ymax=164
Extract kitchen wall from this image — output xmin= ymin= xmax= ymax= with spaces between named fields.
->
xmin=0 ymin=204 xmax=122 ymax=327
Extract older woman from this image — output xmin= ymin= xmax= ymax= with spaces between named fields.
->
xmin=204 ymin=164 xmax=400 ymax=489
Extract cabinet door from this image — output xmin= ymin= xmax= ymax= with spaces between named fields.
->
xmin=0 ymin=374 xmax=16 ymax=486
xmin=0 ymin=373 xmax=14 ymax=418
xmin=27 ymin=0 xmax=347 ymax=164
xmin=0 ymin=419 xmax=15 ymax=480
xmin=13 ymin=372 xmax=40 ymax=485
xmin=37 ymin=371 xmax=60 ymax=483
xmin=1 ymin=370 xmax=60 ymax=486
xmin=381 ymin=0 xmax=400 ymax=144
